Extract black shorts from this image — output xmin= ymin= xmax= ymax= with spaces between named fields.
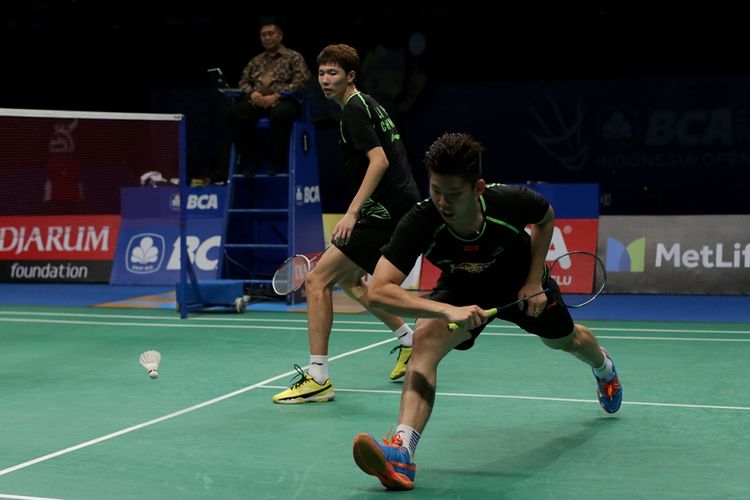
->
xmin=333 ymin=216 xmax=397 ymax=274
xmin=426 ymin=275 xmax=574 ymax=350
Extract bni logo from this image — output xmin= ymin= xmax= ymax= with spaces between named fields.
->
xmin=126 ymin=233 xmax=166 ymax=274
xmin=606 ymin=237 xmax=646 ymax=272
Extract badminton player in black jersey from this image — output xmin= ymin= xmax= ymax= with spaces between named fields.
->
xmin=272 ymin=44 xmax=421 ymax=404
xmin=351 ymin=132 xmax=622 ymax=490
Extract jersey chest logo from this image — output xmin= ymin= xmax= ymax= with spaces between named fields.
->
xmin=450 ymin=260 xmax=495 ymax=274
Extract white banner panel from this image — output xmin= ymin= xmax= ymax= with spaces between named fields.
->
xmin=598 ymin=215 xmax=750 ymax=294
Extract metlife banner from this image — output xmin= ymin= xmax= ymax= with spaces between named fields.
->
xmin=598 ymin=215 xmax=750 ymax=294
xmin=110 ymin=187 xmax=225 ymax=285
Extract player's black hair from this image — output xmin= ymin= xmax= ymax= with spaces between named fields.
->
xmin=317 ymin=44 xmax=360 ymax=78
xmin=423 ymin=132 xmax=484 ymax=184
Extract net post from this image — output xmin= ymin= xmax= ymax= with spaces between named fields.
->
xmin=178 ymin=116 xmax=188 ymax=319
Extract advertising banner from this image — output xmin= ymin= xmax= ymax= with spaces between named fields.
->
xmin=110 ymin=219 xmax=221 ymax=285
xmin=546 ymin=218 xmax=599 ymax=293
xmin=110 ymin=187 xmax=226 ymax=285
xmin=598 ymin=215 xmax=750 ymax=294
xmin=120 ymin=186 xmax=226 ymax=219
xmin=0 ymin=214 xmax=120 ymax=282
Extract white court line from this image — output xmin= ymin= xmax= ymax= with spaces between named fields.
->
xmin=188 ymin=316 xmax=750 ymax=334
xmin=2 ymin=316 xmax=750 ymax=342
xmin=482 ymin=332 xmax=750 ymax=342
xmin=0 ymin=494 xmax=64 ymax=500
xmin=0 ymin=311 xmax=387 ymax=327
xmin=0 ymin=318 xmax=392 ymax=334
xmin=259 ymin=385 xmax=750 ymax=412
xmin=0 ymin=311 xmax=388 ymax=325
xmin=586 ymin=326 xmax=750 ymax=335
xmin=0 ymin=338 xmax=395 ymax=477
xmin=2 ymin=310 xmax=750 ymax=334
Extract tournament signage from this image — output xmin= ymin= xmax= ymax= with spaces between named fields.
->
xmin=110 ymin=187 xmax=226 ymax=285
xmin=0 ymin=214 xmax=120 ymax=282
xmin=598 ymin=215 xmax=750 ymax=294
xmin=528 ymin=183 xmax=599 ymax=294
xmin=545 ymin=219 xmax=598 ymax=293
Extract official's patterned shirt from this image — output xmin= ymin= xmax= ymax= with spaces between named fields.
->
xmin=239 ymin=47 xmax=310 ymax=97
xmin=340 ymin=91 xmax=421 ymax=220
xmin=382 ymin=184 xmax=550 ymax=293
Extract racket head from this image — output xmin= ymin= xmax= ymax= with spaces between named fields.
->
xmin=272 ymin=254 xmax=312 ymax=295
xmin=548 ymin=251 xmax=606 ymax=308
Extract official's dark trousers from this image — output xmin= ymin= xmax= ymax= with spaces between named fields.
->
xmin=228 ymin=98 xmax=301 ymax=171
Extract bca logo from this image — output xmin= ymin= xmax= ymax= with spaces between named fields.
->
xmin=187 ymin=194 xmax=218 ymax=210
xmin=295 ymin=185 xmax=320 ymax=206
xmin=169 ymin=194 xmax=219 ymax=210
xmin=646 ymin=109 xmax=733 ymax=146
xmin=126 ymin=233 xmax=166 ymax=274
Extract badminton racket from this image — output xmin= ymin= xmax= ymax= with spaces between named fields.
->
xmin=271 ymin=248 xmax=328 ymax=295
xmin=448 ymin=250 xmax=606 ymax=330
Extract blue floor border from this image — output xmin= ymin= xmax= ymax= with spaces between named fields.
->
xmin=1 ymin=283 xmax=749 ymax=323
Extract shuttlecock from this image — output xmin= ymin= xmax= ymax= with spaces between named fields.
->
xmin=139 ymin=350 xmax=161 ymax=379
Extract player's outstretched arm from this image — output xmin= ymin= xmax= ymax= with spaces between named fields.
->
xmin=369 ymin=257 xmax=486 ymax=328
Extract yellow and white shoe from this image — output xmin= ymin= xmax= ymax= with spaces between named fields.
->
xmin=272 ymin=364 xmax=335 ymax=404
xmin=389 ymin=345 xmax=412 ymax=381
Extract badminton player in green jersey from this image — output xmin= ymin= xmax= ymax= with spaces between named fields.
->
xmin=272 ymin=44 xmax=421 ymax=404
xmin=351 ymin=132 xmax=622 ymax=490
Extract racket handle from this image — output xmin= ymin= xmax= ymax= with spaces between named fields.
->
xmin=447 ymin=308 xmax=498 ymax=331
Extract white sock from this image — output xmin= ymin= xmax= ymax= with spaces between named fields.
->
xmin=593 ymin=352 xmax=614 ymax=381
xmin=396 ymin=424 xmax=420 ymax=462
xmin=308 ymin=355 xmax=328 ymax=384
xmin=393 ymin=324 xmax=413 ymax=347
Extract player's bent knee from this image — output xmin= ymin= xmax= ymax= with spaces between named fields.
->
xmin=542 ymin=332 xmax=576 ymax=351
xmin=304 ymin=271 xmax=330 ymax=295
xmin=413 ymin=320 xmax=468 ymax=353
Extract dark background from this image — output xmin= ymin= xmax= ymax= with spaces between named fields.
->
xmin=2 ymin=2 xmax=745 ymax=111
xmin=2 ymin=1 xmax=748 ymax=215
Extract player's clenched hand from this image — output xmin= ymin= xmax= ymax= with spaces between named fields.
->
xmin=331 ymin=212 xmax=358 ymax=246
xmin=446 ymin=305 xmax=488 ymax=330
xmin=518 ymin=282 xmax=547 ymax=317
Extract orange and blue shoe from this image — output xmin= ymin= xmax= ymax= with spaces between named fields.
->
xmin=594 ymin=347 xmax=622 ymax=413
xmin=353 ymin=432 xmax=416 ymax=490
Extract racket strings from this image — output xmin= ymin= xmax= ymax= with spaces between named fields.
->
xmin=278 ymin=260 xmax=296 ymax=292
xmin=271 ymin=258 xmax=294 ymax=295
xmin=272 ymin=255 xmax=312 ymax=295
xmin=549 ymin=251 xmax=606 ymax=308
